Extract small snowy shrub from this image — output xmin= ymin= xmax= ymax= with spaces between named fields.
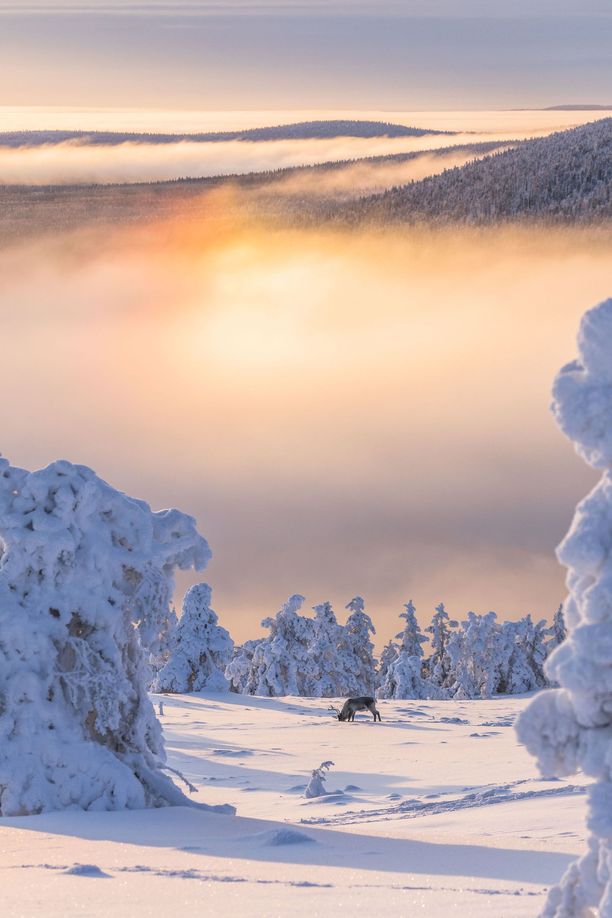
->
xmin=516 ymin=299 xmax=612 ymax=916
xmin=154 ymin=583 xmax=234 ymax=693
xmin=0 ymin=458 xmax=234 ymax=816
xmin=304 ymin=761 xmax=334 ymax=799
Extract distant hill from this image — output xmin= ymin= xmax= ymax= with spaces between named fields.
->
xmin=0 ymin=120 xmax=452 ymax=149
xmin=544 ymin=105 xmax=612 ymax=111
xmin=345 ymin=118 xmax=612 ymax=226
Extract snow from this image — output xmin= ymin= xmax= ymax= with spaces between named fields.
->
xmin=0 ymin=692 xmax=588 ymax=916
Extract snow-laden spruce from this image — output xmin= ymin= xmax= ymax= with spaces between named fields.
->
xmin=147 ymin=605 xmax=178 ymax=687
xmin=547 ymin=604 xmax=567 ymax=654
xmin=424 ymin=602 xmax=457 ymax=689
xmin=447 ymin=611 xmax=499 ymax=699
xmin=377 ymin=639 xmax=399 ymax=689
xmin=0 ymin=458 xmax=233 ymax=816
xmin=378 ymin=601 xmax=432 ymax=699
xmin=154 ymin=583 xmax=233 ymax=693
xmin=225 ymin=638 xmax=263 ymax=694
xmin=337 ymin=596 xmax=377 ymax=696
xmin=246 ymin=594 xmax=313 ymax=696
xmin=305 ymin=600 xmax=355 ymax=697
xmin=516 ymin=298 xmax=612 ymax=917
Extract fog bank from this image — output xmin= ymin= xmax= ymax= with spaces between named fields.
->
xmin=0 ymin=217 xmax=606 ymax=642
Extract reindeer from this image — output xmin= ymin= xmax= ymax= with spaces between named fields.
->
xmin=329 ymin=696 xmax=381 ymax=722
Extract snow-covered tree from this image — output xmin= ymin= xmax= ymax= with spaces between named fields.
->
xmin=496 ymin=616 xmax=547 ymax=696
xmin=377 ymin=639 xmax=400 ymax=689
xmin=377 ymin=650 xmax=432 ymax=699
xmin=447 ymin=611 xmax=500 ymax=699
xmin=225 ymin=639 xmax=263 ymax=694
xmin=546 ymin=604 xmax=567 ymax=656
xmin=147 ymin=604 xmax=178 ymax=688
xmin=516 ymin=299 xmax=612 ymax=916
xmin=378 ymin=601 xmax=431 ymax=699
xmin=244 ymin=595 xmax=314 ymax=697
xmin=337 ymin=596 xmax=377 ymax=695
xmin=520 ymin=615 xmax=548 ymax=688
xmin=424 ymin=602 xmax=457 ymax=691
xmin=396 ymin=599 xmax=428 ymax=657
xmin=304 ymin=601 xmax=351 ymax=697
xmin=0 ymin=458 xmax=233 ymax=816
xmin=154 ymin=584 xmax=233 ymax=693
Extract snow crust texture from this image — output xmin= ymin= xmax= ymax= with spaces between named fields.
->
xmin=516 ymin=298 xmax=612 ymax=916
xmin=0 ymin=458 xmax=212 ymax=816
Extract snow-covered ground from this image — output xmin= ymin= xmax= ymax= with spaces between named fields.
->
xmin=0 ymin=693 xmax=587 ymax=916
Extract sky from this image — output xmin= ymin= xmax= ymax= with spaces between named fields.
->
xmin=1 ymin=1 xmax=611 ymax=111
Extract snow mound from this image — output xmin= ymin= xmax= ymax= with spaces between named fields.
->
xmin=63 ymin=864 xmax=111 ymax=878
xmin=211 ymin=749 xmax=253 ymax=757
xmin=251 ymin=828 xmax=316 ymax=846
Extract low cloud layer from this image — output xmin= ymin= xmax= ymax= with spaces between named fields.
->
xmin=0 ymin=134 xmax=526 ymax=185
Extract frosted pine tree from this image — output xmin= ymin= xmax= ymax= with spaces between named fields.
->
xmin=305 ymin=601 xmax=350 ymax=697
xmin=521 ymin=615 xmax=548 ymax=688
xmin=247 ymin=595 xmax=313 ymax=696
xmin=497 ymin=616 xmax=546 ymax=695
xmin=337 ymin=596 xmax=377 ymax=695
xmin=378 ymin=652 xmax=432 ymax=700
xmin=0 ymin=458 xmax=233 ymax=816
xmin=546 ymin=604 xmax=567 ymax=655
xmin=397 ymin=600 xmax=428 ymax=657
xmin=154 ymin=584 xmax=234 ymax=693
xmin=517 ymin=299 xmax=612 ymax=916
xmin=377 ymin=640 xmax=399 ymax=690
xmin=378 ymin=601 xmax=432 ymax=699
xmin=447 ymin=611 xmax=500 ymax=699
xmin=424 ymin=602 xmax=457 ymax=692
xmin=148 ymin=604 xmax=178 ymax=688
xmin=544 ymin=605 xmax=567 ymax=688
xmin=225 ymin=639 xmax=263 ymax=694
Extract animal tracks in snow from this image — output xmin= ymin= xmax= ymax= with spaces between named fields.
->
xmin=299 ymin=779 xmax=586 ymax=826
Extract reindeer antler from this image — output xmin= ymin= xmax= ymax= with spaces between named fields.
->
xmin=328 ymin=704 xmax=340 ymax=717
